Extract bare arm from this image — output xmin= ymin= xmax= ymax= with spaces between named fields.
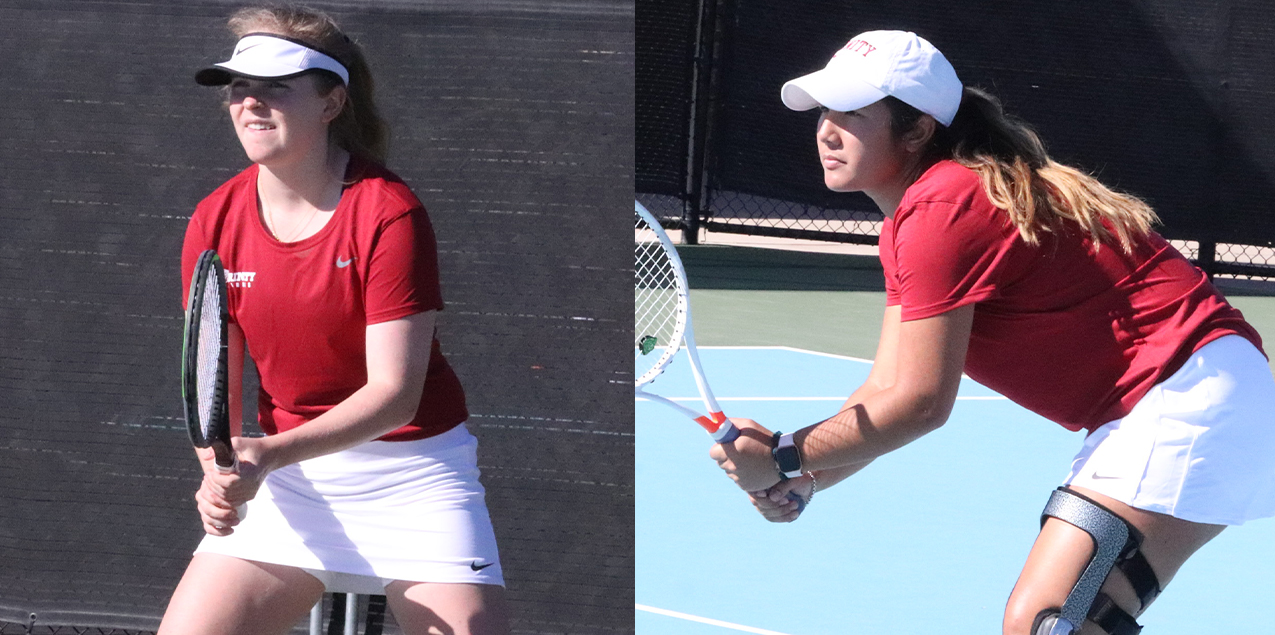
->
xmin=797 ymin=303 xmax=972 ymax=472
xmin=196 ymin=311 xmax=436 ymax=534
xmin=253 ymin=310 xmax=436 ymax=471
xmin=712 ymin=303 xmax=974 ymax=492
xmin=227 ymin=323 xmax=246 ymax=438
xmin=801 ymin=305 xmax=903 ymax=490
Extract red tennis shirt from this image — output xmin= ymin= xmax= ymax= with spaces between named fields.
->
xmin=181 ymin=157 xmax=468 ymax=441
xmin=881 ymin=160 xmax=1263 ymax=432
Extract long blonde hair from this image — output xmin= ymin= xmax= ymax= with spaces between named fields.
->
xmin=228 ymin=5 xmax=390 ymax=163
xmin=886 ymin=88 xmax=1158 ymax=252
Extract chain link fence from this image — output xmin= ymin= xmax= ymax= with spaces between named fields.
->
xmin=0 ymin=620 xmax=151 ymax=635
xmin=636 ymin=0 xmax=1275 ymax=283
xmin=699 ymin=191 xmax=881 ymax=244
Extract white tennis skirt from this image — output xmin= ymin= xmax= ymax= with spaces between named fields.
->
xmin=1065 ymin=335 xmax=1275 ymax=526
xmin=195 ymin=423 xmax=503 ymax=593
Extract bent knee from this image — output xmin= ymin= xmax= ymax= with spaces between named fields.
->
xmin=1003 ymin=592 xmax=1053 ymax=635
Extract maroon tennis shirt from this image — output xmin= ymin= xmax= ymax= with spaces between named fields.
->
xmin=880 ymin=160 xmax=1263 ymax=432
xmin=182 ymin=157 xmax=468 ymax=441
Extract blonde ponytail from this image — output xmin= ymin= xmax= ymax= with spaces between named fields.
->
xmin=887 ymin=88 xmax=1158 ymax=252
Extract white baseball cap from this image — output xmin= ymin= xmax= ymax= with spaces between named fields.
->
xmin=195 ymin=33 xmax=350 ymax=86
xmin=781 ymin=30 xmax=962 ymax=126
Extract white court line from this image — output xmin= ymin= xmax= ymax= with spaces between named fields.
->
xmin=636 ymin=396 xmax=1007 ymax=402
xmin=694 ymin=345 xmax=873 ymax=364
xmin=636 ymin=604 xmax=796 ymax=635
xmin=771 ymin=345 xmax=874 ymax=364
xmin=664 ymin=345 xmax=984 ymax=379
xmin=639 ymin=396 xmax=845 ymax=402
xmin=639 ymin=346 xmax=1003 ymax=399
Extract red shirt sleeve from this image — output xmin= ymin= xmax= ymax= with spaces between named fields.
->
xmin=364 ymin=207 xmax=445 ymax=324
xmin=890 ymin=200 xmax=1016 ymax=321
xmin=881 ymin=219 xmax=901 ymax=306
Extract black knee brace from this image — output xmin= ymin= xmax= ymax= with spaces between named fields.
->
xmin=1030 ymin=487 xmax=1161 ymax=635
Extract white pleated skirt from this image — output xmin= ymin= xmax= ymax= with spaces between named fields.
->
xmin=195 ymin=423 xmax=503 ymax=593
xmin=1066 ymin=335 xmax=1275 ymax=526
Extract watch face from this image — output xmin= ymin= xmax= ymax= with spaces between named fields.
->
xmin=775 ymin=444 xmax=801 ymax=473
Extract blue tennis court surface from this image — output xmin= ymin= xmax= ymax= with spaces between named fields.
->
xmin=636 ymin=347 xmax=1275 ymax=634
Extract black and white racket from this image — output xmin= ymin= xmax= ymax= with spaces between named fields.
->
xmin=635 ymin=201 xmax=804 ymax=510
xmin=182 ymin=249 xmax=237 ymax=475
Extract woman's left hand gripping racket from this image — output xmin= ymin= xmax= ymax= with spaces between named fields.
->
xmin=634 ymin=201 xmax=804 ymax=511
xmin=182 ymin=249 xmax=245 ymax=517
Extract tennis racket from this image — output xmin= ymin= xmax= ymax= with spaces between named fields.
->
xmin=182 ymin=249 xmax=238 ymax=476
xmin=634 ymin=201 xmax=804 ymax=510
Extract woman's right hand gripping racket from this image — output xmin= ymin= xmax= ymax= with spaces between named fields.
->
xmin=634 ymin=201 xmax=804 ymax=511
xmin=182 ymin=249 xmax=245 ymax=519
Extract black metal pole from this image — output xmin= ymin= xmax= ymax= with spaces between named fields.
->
xmin=683 ymin=0 xmax=719 ymax=245
xmin=1197 ymin=240 xmax=1217 ymax=280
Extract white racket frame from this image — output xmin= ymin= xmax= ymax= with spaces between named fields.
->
xmin=634 ymin=201 xmax=737 ymax=442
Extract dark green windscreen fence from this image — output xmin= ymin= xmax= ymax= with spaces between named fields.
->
xmin=0 ymin=1 xmax=633 ymax=633
xmin=638 ymin=0 xmax=1275 ymax=277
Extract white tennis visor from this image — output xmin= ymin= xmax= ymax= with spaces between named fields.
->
xmin=195 ymin=33 xmax=349 ymax=86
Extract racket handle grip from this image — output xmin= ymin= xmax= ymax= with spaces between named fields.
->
xmin=788 ymin=491 xmax=806 ymax=513
xmin=214 ymin=455 xmax=238 ymax=474
xmin=714 ymin=421 xmax=740 ymax=444
xmin=213 ymin=458 xmax=248 ymax=521
xmin=212 ymin=441 xmax=236 ymax=471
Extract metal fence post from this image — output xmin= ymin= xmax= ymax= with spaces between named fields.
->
xmin=683 ymin=0 xmax=722 ymax=244
xmin=1198 ymin=241 xmax=1217 ymax=280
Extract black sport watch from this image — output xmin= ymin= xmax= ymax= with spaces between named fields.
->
xmin=771 ymin=431 xmax=803 ymax=479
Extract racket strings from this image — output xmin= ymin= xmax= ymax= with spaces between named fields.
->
xmin=635 ymin=212 xmax=682 ymax=378
xmin=195 ymin=267 xmax=224 ymax=439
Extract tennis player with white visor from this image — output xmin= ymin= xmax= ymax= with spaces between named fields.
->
xmin=160 ymin=6 xmax=509 ymax=634
xmin=709 ymin=29 xmax=1275 ymax=635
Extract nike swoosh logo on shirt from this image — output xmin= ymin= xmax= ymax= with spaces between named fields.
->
xmin=336 ymin=257 xmax=353 ymax=268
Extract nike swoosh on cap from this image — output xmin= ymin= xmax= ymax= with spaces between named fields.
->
xmin=234 ymin=42 xmax=264 ymax=57
xmin=470 ymin=561 xmax=494 ymax=571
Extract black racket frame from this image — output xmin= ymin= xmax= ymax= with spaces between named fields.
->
xmin=182 ymin=249 xmax=235 ymax=469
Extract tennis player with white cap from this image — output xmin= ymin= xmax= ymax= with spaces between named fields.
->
xmin=710 ymin=30 xmax=1275 ymax=635
xmin=780 ymin=30 xmax=962 ymax=126
xmin=161 ymin=6 xmax=509 ymax=635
